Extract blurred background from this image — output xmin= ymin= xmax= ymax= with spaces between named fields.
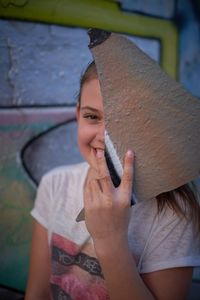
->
xmin=0 ymin=0 xmax=200 ymax=299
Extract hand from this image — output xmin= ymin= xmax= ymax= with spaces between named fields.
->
xmin=84 ymin=149 xmax=134 ymax=246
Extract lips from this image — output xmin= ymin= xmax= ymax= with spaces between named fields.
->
xmin=91 ymin=146 xmax=104 ymax=156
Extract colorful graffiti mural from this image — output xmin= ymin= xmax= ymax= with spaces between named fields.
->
xmin=0 ymin=108 xmax=76 ymax=290
xmin=0 ymin=0 xmax=199 ymax=295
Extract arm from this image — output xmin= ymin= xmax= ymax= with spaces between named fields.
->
xmin=141 ymin=267 xmax=193 ymax=300
xmin=96 ymin=235 xmax=193 ymax=300
xmin=84 ymin=149 xmax=193 ymax=300
xmin=94 ymin=234 xmax=155 ymax=300
xmin=25 ymin=220 xmax=51 ymax=300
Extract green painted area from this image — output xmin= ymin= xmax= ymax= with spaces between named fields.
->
xmin=0 ymin=0 xmax=178 ymax=78
xmin=0 ymin=105 xmax=75 ymax=290
xmin=1 ymin=244 xmax=30 ymax=291
xmin=0 ymin=114 xmax=68 ymax=291
xmin=0 ymin=157 xmax=35 ymax=291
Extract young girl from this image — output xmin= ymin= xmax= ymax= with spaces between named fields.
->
xmin=25 ymin=61 xmax=200 ymax=300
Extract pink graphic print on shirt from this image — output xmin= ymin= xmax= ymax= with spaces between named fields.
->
xmin=50 ymin=232 xmax=109 ymax=300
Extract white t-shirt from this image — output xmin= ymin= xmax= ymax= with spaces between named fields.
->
xmin=31 ymin=162 xmax=200 ymax=300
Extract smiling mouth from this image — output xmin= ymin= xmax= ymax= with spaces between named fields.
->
xmin=92 ymin=147 xmax=105 ymax=156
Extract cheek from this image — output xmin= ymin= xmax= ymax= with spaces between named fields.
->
xmin=77 ymin=125 xmax=92 ymax=149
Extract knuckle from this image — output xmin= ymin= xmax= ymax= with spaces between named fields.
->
xmin=89 ymin=178 xmax=96 ymax=185
xmin=104 ymin=199 xmax=113 ymax=210
xmin=98 ymin=163 xmax=109 ymax=175
xmin=104 ymin=193 xmax=112 ymax=202
xmin=97 ymin=155 xmax=105 ymax=167
xmin=97 ymin=169 xmax=110 ymax=181
xmin=99 ymin=195 xmax=112 ymax=209
xmin=101 ymin=174 xmax=110 ymax=184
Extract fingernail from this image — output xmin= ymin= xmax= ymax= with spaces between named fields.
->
xmin=127 ymin=150 xmax=133 ymax=158
xmin=97 ymin=149 xmax=104 ymax=158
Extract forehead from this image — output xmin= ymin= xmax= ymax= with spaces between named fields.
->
xmin=80 ymin=79 xmax=104 ymax=111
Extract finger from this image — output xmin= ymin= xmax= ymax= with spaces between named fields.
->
xmin=96 ymin=149 xmax=113 ymax=194
xmin=83 ymin=180 xmax=98 ymax=221
xmin=83 ymin=180 xmax=93 ymax=209
xmin=90 ymin=178 xmax=112 ymax=208
xmin=120 ymin=150 xmax=134 ymax=198
xmin=90 ymin=178 xmax=102 ymax=202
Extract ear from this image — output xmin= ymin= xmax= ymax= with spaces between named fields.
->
xmin=76 ymin=104 xmax=80 ymax=122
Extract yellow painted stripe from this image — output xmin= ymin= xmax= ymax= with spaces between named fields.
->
xmin=0 ymin=0 xmax=178 ymax=78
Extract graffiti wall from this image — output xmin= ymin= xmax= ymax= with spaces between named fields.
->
xmin=0 ymin=0 xmax=199 ymax=294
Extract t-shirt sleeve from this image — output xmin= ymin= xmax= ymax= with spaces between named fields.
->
xmin=31 ymin=173 xmax=53 ymax=229
xmin=140 ymin=206 xmax=200 ymax=274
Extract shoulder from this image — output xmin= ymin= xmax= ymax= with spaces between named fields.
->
xmin=32 ymin=162 xmax=89 ymax=227
xmin=131 ymin=198 xmax=200 ymax=273
xmin=41 ymin=162 xmax=89 ymax=185
xmin=43 ymin=161 xmax=89 ymax=178
xmin=129 ymin=197 xmax=157 ymax=228
xmin=37 ymin=162 xmax=89 ymax=199
xmin=135 ymin=196 xmax=197 ymax=236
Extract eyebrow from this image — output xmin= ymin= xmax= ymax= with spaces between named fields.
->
xmin=80 ymin=106 xmax=102 ymax=113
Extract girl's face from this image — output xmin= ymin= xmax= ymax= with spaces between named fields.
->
xmin=76 ymin=78 xmax=105 ymax=171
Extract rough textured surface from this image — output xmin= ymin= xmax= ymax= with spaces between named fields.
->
xmin=0 ymin=20 xmax=92 ymax=106
xmin=0 ymin=19 xmax=161 ymax=107
xmin=91 ymin=33 xmax=200 ymax=201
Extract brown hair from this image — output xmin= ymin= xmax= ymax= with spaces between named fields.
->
xmin=78 ymin=61 xmax=200 ymax=231
xmin=77 ymin=61 xmax=97 ymax=106
xmin=156 ymin=183 xmax=200 ymax=232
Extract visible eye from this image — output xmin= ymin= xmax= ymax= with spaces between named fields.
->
xmin=83 ymin=114 xmax=99 ymax=121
